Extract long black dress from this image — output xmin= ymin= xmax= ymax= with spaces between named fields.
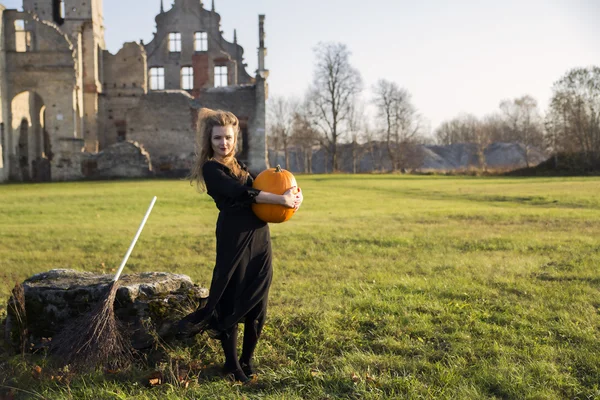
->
xmin=197 ymin=159 xmax=273 ymax=340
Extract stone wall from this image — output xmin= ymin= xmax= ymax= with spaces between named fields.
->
xmin=52 ymin=138 xmax=84 ymax=181
xmin=81 ymin=140 xmax=152 ymax=179
xmin=22 ymin=0 xmax=105 ymax=26
xmin=102 ymin=42 xmax=147 ymax=148
xmin=126 ymin=90 xmax=196 ymax=175
xmin=8 ymin=91 xmax=48 ymax=181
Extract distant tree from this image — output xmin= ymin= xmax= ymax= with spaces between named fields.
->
xmin=476 ymin=115 xmax=502 ymax=171
xmin=435 ymin=114 xmax=495 ymax=170
xmin=373 ymin=79 xmax=421 ymax=171
xmin=347 ymin=101 xmax=368 ymax=173
xmin=307 ymin=42 xmax=363 ymax=171
xmin=434 ymin=114 xmax=479 ymax=145
xmin=362 ymin=122 xmax=384 ymax=171
xmin=499 ymin=95 xmax=544 ymax=167
xmin=268 ymin=95 xmax=299 ymax=170
xmin=547 ymin=66 xmax=600 ymax=162
xmin=290 ymin=101 xmax=320 ymax=173
xmin=267 ymin=129 xmax=281 ymax=168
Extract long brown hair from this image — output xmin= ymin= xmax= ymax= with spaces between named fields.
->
xmin=189 ymin=108 xmax=249 ymax=191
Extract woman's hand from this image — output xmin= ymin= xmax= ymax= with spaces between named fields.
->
xmin=282 ymin=187 xmax=303 ymax=210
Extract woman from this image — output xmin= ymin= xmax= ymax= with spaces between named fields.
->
xmin=178 ymin=108 xmax=302 ymax=383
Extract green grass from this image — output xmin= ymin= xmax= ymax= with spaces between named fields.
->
xmin=1 ymin=175 xmax=599 ymax=399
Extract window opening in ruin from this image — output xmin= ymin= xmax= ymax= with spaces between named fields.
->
xmin=150 ymin=67 xmax=165 ymax=90
xmin=214 ymin=66 xmax=228 ymax=87
xmin=15 ymin=20 xmax=32 ymax=52
xmin=19 ymin=119 xmax=30 ymax=181
xmin=169 ymin=32 xmax=182 ymax=52
xmin=116 ymin=121 xmax=127 ymax=142
xmin=194 ymin=32 xmax=208 ymax=51
xmin=181 ymin=67 xmax=194 ymax=90
xmin=53 ymin=0 xmax=65 ymax=25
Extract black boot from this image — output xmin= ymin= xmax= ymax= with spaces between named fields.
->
xmin=239 ymin=360 xmax=256 ymax=377
xmin=223 ymin=365 xmax=250 ymax=383
xmin=239 ymin=319 xmax=261 ymax=376
xmin=221 ymin=325 xmax=249 ymax=383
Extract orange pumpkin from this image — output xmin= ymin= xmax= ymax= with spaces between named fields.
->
xmin=252 ymin=165 xmax=298 ymax=223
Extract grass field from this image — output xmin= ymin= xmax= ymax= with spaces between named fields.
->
xmin=1 ymin=175 xmax=599 ymax=399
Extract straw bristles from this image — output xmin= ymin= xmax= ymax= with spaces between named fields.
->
xmin=51 ymin=281 xmax=133 ymax=371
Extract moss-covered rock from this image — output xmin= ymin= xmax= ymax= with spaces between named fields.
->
xmin=4 ymin=269 xmax=208 ymax=353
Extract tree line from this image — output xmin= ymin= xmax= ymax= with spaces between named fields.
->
xmin=267 ymin=42 xmax=600 ymax=173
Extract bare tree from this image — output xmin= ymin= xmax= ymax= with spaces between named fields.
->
xmin=268 ymin=96 xmax=299 ymax=170
xmin=435 ymin=114 xmax=494 ymax=170
xmin=267 ymin=129 xmax=281 ymax=168
xmin=499 ymin=95 xmax=544 ymax=167
xmin=291 ymin=101 xmax=320 ymax=173
xmin=361 ymin=122 xmax=383 ymax=171
xmin=347 ymin=101 xmax=368 ymax=173
xmin=307 ymin=42 xmax=363 ymax=172
xmin=434 ymin=113 xmax=480 ymax=145
xmin=373 ymin=79 xmax=421 ymax=171
xmin=476 ymin=115 xmax=501 ymax=171
xmin=547 ymin=66 xmax=600 ymax=163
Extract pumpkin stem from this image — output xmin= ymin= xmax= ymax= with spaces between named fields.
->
xmin=275 ymin=165 xmax=282 ymax=172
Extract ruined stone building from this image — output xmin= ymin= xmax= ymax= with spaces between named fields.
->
xmin=0 ymin=0 xmax=268 ymax=182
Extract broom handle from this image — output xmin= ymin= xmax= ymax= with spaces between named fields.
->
xmin=112 ymin=196 xmax=158 ymax=282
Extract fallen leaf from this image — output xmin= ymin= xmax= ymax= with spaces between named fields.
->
xmin=105 ymin=368 xmax=120 ymax=375
xmin=147 ymin=371 xmax=163 ymax=387
xmin=351 ymin=372 xmax=360 ymax=383
xmin=365 ymin=373 xmax=377 ymax=384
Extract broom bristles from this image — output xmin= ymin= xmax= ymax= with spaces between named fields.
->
xmin=52 ymin=281 xmax=133 ymax=371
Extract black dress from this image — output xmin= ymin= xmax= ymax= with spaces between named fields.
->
xmin=199 ymin=160 xmax=273 ymax=339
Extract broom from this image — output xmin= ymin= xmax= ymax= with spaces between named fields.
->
xmin=52 ymin=196 xmax=158 ymax=371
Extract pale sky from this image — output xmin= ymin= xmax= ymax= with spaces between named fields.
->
xmin=4 ymin=0 xmax=600 ymax=134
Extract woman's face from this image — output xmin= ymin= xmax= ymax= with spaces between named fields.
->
xmin=211 ymin=125 xmax=236 ymax=160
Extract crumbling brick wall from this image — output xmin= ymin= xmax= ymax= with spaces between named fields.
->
xmin=102 ymin=42 xmax=147 ymax=148
xmin=81 ymin=140 xmax=151 ymax=179
xmin=125 ymin=91 xmax=196 ymax=175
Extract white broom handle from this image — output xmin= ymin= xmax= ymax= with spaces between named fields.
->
xmin=112 ymin=196 xmax=157 ymax=282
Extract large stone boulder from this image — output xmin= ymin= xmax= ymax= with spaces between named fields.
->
xmin=4 ymin=269 xmax=208 ymax=352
